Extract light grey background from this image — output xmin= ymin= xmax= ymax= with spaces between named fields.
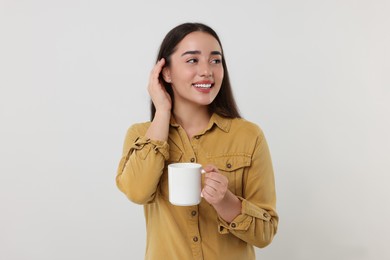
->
xmin=1 ymin=0 xmax=389 ymax=259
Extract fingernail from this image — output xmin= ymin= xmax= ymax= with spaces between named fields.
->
xmin=201 ymin=169 xmax=206 ymax=174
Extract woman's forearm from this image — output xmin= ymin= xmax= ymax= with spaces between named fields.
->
xmin=146 ymin=110 xmax=171 ymax=141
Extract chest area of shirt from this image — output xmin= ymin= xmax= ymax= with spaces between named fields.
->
xmin=168 ymin=127 xmax=254 ymax=162
xmin=165 ymin=128 xmax=253 ymax=197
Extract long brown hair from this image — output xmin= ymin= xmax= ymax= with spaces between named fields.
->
xmin=151 ymin=23 xmax=241 ymax=120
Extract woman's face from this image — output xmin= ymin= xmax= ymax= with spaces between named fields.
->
xmin=163 ymin=31 xmax=224 ymax=108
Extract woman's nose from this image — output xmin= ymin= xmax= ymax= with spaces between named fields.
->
xmin=199 ymin=62 xmax=212 ymax=77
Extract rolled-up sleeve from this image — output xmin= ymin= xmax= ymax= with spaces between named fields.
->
xmin=217 ymin=130 xmax=278 ymax=248
xmin=116 ymin=123 xmax=169 ymax=204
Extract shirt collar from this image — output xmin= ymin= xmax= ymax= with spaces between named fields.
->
xmin=208 ymin=113 xmax=231 ymax=133
xmin=170 ymin=113 xmax=231 ymax=133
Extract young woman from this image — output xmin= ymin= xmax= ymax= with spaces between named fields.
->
xmin=116 ymin=23 xmax=278 ymax=260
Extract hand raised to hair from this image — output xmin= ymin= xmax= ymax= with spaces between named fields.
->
xmin=148 ymin=58 xmax=172 ymax=113
xmin=201 ymin=165 xmax=229 ymax=206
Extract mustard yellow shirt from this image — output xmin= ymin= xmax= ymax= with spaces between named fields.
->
xmin=116 ymin=114 xmax=278 ymax=260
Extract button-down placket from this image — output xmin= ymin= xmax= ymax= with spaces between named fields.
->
xmin=175 ymin=126 xmax=198 ymax=163
xmin=188 ymin=207 xmax=203 ymax=259
xmin=173 ymin=126 xmax=204 ymax=259
xmin=190 ymin=134 xmax=201 ymax=161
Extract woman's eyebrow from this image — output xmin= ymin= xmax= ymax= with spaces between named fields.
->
xmin=210 ymin=51 xmax=222 ymax=56
xmin=181 ymin=50 xmax=200 ymax=56
xmin=181 ymin=50 xmax=222 ymax=56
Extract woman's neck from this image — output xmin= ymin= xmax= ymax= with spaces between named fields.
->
xmin=173 ymin=105 xmax=211 ymax=139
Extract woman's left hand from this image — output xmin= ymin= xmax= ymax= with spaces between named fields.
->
xmin=201 ymin=165 xmax=228 ymax=205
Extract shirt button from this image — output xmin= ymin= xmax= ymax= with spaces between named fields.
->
xmin=190 ymin=158 xmax=195 ymax=162
xmin=191 ymin=210 xmax=197 ymax=216
xmin=231 ymin=223 xmax=236 ymax=228
xmin=263 ymin=213 xmax=269 ymax=218
xmin=193 ymin=236 xmax=198 ymax=242
xmin=226 ymin=163 xmax=232 ymax=168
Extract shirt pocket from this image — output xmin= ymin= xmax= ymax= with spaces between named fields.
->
xmin=206 ymin=154 xmax=251 ymax=196
xmin=159 ymin=149 xmax=183 ymax=200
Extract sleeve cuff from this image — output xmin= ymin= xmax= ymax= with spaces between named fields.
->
xmin=241 ymin=197 xmax=272 ymax=220
xmin=217 ymin=197 xmax=272 ymax=234
xmin=218 ymin=213 xmax=252 ymax=234
xmin=130 ymin=136 xmax=169 ymax=160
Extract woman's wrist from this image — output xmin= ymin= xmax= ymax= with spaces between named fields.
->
xmin=154 ymin=109 xmax=171 ymax=119
xmin=212 ymin=190 xmax=242 ymax=223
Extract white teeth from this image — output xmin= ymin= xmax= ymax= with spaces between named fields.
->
xmin=193 ymin=84 xmax=212 ymax=88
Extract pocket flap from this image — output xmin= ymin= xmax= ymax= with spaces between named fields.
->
xmin=207 ymin=154 xmax=251 ymax=171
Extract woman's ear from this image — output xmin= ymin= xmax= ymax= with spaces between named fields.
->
xmin=162 ymin=67 xmax=171 ymax=83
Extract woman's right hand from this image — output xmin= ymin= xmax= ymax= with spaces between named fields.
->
xmin=148 ymin=58 xmax=172 ymax=113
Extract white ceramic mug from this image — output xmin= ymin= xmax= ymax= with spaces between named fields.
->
xmin=168 ymin=163 xmax=203 ymax=206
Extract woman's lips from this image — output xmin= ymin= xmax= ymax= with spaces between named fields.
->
xmin=193 ymin=83 xmax=213 ymax=93
xmin=192 ymin=83 xmax=213 ymax=89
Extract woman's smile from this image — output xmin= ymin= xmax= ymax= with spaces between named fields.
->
xmin=192 ymin=80 xmax=214 ymax=93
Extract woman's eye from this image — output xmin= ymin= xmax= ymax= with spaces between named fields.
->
xmin=187 ymin=58 xmax=198 ymax=63
xmin=211 ymin=59 xmax=222 ymax=64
